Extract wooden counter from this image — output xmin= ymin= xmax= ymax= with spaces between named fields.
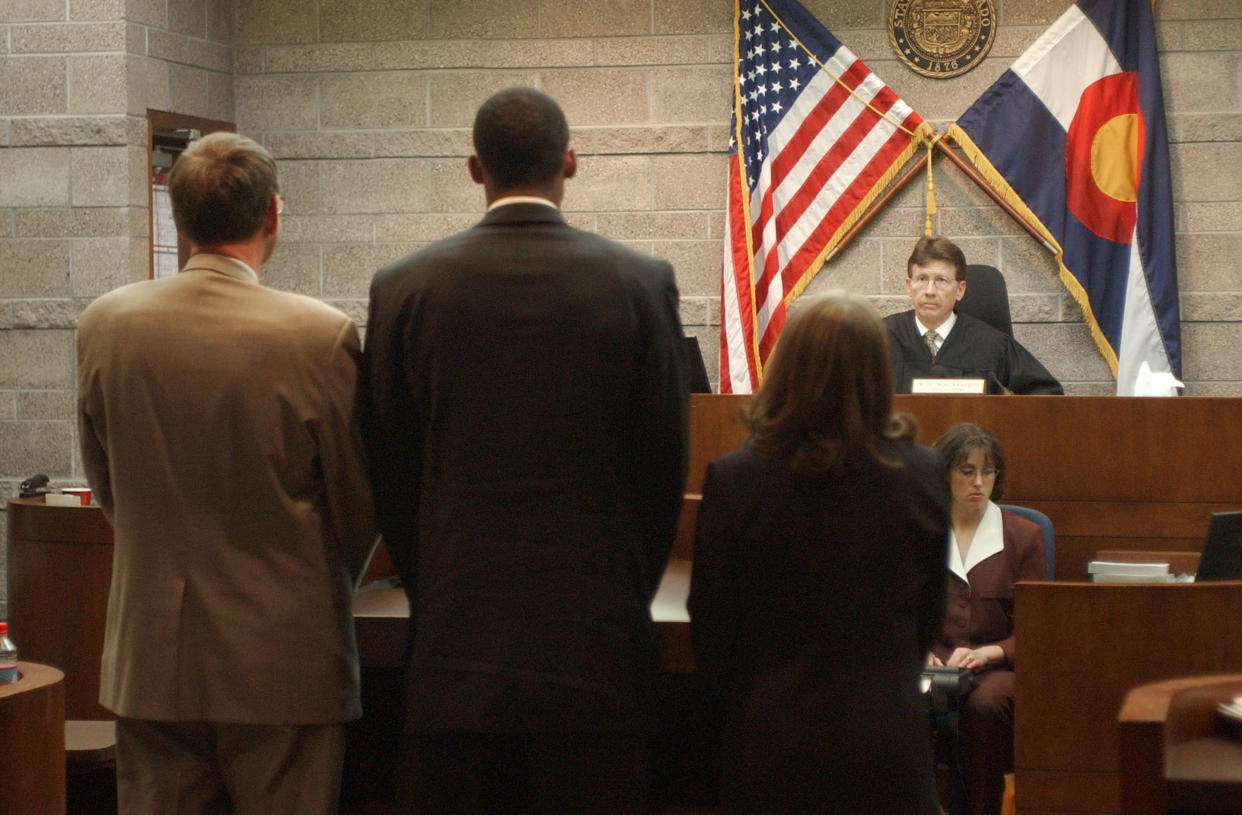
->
xmin=7 ymin=499 xmax=113 ymax=721
xmin=0 ymin=662 xmax=66 ymax=815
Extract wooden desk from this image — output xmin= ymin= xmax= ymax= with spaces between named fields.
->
xmin=1119 ymin=674 xmax=1242 ymax=815
xmin=1014 ymin=582 xmax=1242 ymax=814
xmin=6 ymin=498 xmax=114 ymax=721
xmin=0 ymin=662 xmax=67 ymax=815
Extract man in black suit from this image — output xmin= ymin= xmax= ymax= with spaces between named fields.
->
xmin=884 ymin=235 xmax=1063 ymax=395
xmin=357 ymin=87 xmax=690 ymax=814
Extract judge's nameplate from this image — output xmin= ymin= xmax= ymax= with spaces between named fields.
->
xmin=911 ymin=377 xmax=986 ymax=394
xmin=889 ymin=0 xmax=995 ymax=79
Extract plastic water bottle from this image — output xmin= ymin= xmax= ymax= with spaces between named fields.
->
xmin=0 ymin=622 xmax=17 ymax=682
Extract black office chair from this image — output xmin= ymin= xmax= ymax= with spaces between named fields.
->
xmin=956 ymin=264 xmax=1013 ymax=337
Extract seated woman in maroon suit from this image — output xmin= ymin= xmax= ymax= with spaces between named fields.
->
xmin=929 ymin=423 xmax=1047 ymax=815
xmin=689 ymin=291 xmax=951 ymax=814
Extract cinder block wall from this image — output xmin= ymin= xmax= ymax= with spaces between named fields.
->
xmin=1 ymin=0 xmax=1240 ymax=615
xmin=0 ymin=0 xmax=233 ymax=616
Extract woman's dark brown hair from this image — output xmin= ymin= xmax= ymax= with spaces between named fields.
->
xmin=747 ymin=290 xmax=916 ymax=474
xmin=932 ymin=422 xmax=1007 ymax=500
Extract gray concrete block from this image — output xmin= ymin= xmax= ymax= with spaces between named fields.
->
xmin=371 ymin=212 xmax=479 ymax=243
xmin=0 ymin=147 xmax=71 ymax=207
xmin=649 ymin=65 xmax=732 ymax=123
xmin=373 ymin=129 xmax=471 ymax=158
xmin=654 ymin=0 xmax=732 ymax=34
xmin=652 ymin=153 xmax=725 ymax=210
xmin=0 ymin=240 xmax=71 ymax=297
xmin=0 ymin=329 xmax=73 ymax=388
xmin=16 ymin=389 xmax=75 ymax=420
xmin=0 ymin=419 xmax=74 ymax=478
xmin=0 ymin=0 xmax=66 ymax=21
xmin=321 ymin=158 xmax=430 ymax=214
xmin=70 ymin=146 xmax=128 ymax=207
xmin=265 ymin=43 xmax=376 ymax=73
xmin=562 ymin=154 xmax=652 ymax=212
xmin=323 ymin=242 xmax=419 ymax=298
xmin=538 ymin=0 xmax=649 ymax=38
xmin=168 ymin=63 xmax=210 ymax=118
xmin=652 ymin=239 xmax=721 ymax=298
xmin=0 ymin=55 xmax=67 ymax=115
xmin=595 ymin=212 xmax=710 ymax=241
xmin=10 ymin=115 xmax=127 ymax=146
xmin=319 ymin=0 xmax=430 ymax=42
xmin=572 ymin=125 xmax=709 ymax=156
xmin=374 ymin=38 xmax=593 ymax=70
xmin=68 ymin=53 xmax=127 ymax=114
xmin=321 ymin=72 xmax=427 ymax=129
xmin=235 ymin=75 xmax=319 ymax=131
xmin=235 ymin=0 xmax=316 ymax=45
xmin=1177 ymin=232 xmax=1242 ymax=292
xmin=168 ymin=0 xmax=205 ymax=38
xmin=594 ymin=36 xmax=712 ymax=67
xmin=268 ymin=132 xmax=374 ymax=160
xmin=540 ymin=68 xmax=650 ymax=126
xmin=428 ymin=0 xmax=537 ymax=38
xmin=426 ymin=71 xmax=541 ymax=128
xmin=259 ymin=243 xmax=322 ymax=297
xmin=12 ymin=21 xmax=126 ymax=52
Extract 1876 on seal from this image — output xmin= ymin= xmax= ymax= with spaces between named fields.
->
xmin=889 ymin=0 xmax=995 ymax=79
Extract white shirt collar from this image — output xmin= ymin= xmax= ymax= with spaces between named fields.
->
xmin=487 ymin=195 xmax=559 ymax=212
xmin=948 ymin=500 xmax=1005 ymax=581
xmin=915 ymin=311 xmax=957 ymax=342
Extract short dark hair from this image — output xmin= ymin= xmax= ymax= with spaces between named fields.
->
xmin=747 ymin=291 xmax=917 ymax=475
xmin=472 ymin=87 xmax=570 ymax=190
xmin=907 ymin=235 xmax=966 ymax=281
xmin=932 ymin=422 xmax=1007 ymax=500
xmin=168 ymin=132 xmax=278 ymax=246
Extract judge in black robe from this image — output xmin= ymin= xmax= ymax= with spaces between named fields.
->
xmin=884 ymin=309 xmax=1064 ymax=395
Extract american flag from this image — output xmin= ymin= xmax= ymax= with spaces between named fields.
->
xmin=719 ymin=0 xmax=931 ymax=393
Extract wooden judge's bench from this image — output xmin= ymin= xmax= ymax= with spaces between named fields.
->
xmin=9 ymin=394 xmax=1242 ymax=814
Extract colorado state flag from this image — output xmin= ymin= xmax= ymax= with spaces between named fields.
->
xmin=948 ymin=0 xmax=1181 ymax=394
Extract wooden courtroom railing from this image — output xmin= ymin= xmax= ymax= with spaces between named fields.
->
xmin=7 ymin=499 xmax=114 ymax=721
xmin=1015 ymin=582 xmax=1242 ymax=815
xmin=1118 ymin=673 xmax=1242 ymax=815
xmin=12 ymin=394 xmax=1242 ymax=814
xmin=0 ymin=662 xmax=66 ymax=815
xmin=683 ymin=394 xmax=1242 ymax=579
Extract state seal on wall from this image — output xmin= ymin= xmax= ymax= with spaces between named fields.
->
xmin=889 ymin=0 xmax=996 ymax=79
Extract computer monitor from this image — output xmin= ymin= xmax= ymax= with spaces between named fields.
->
xmin=1195 ymin=511 xmax=1242 ymax=581
xmin=683 ymin=336 xmax=712 ymax=394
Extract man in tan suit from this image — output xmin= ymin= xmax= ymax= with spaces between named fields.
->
xmin=77 ymin=132 xmax=376 ymax=814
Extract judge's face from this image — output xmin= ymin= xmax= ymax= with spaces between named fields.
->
xmin=949 ymin=449 xmax=998 ymax=516
xmin=906 ymin=259 xmax=965 ymax=331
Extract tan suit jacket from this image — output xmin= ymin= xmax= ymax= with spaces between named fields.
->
xmin=77 ymin=253 xmax=376 ymax=724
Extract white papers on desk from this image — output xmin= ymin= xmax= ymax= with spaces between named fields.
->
xmin=1087 ymin=560 xmax=1174 ymax=583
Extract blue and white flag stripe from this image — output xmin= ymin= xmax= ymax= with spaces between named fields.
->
xmin=950 ymin=0 xmax=1180 ymax=394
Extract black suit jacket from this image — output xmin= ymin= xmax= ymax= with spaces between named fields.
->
xmin=689 ymin=443 xmax=949 ymax=813
xmin=357 ymin=202 xmax=690 ymax=733
xmin=884 ymin=309 xmax=1064 ymax=394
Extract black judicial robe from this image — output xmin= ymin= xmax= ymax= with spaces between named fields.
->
xmin=884 ymin=310 xmax=1064 ymax=395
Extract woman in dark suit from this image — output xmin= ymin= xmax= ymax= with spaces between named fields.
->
xmin=929 ymin=423 xmax=1047 ymax=815
xmin=688 ymin=291 xmax=950 ymax=814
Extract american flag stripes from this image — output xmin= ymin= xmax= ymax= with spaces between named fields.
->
xmin=719 ymin=0 xmax=931 ymax=393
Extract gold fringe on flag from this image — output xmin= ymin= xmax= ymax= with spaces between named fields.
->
xmin=947 ymin=123 xmax=1119 ymax=376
